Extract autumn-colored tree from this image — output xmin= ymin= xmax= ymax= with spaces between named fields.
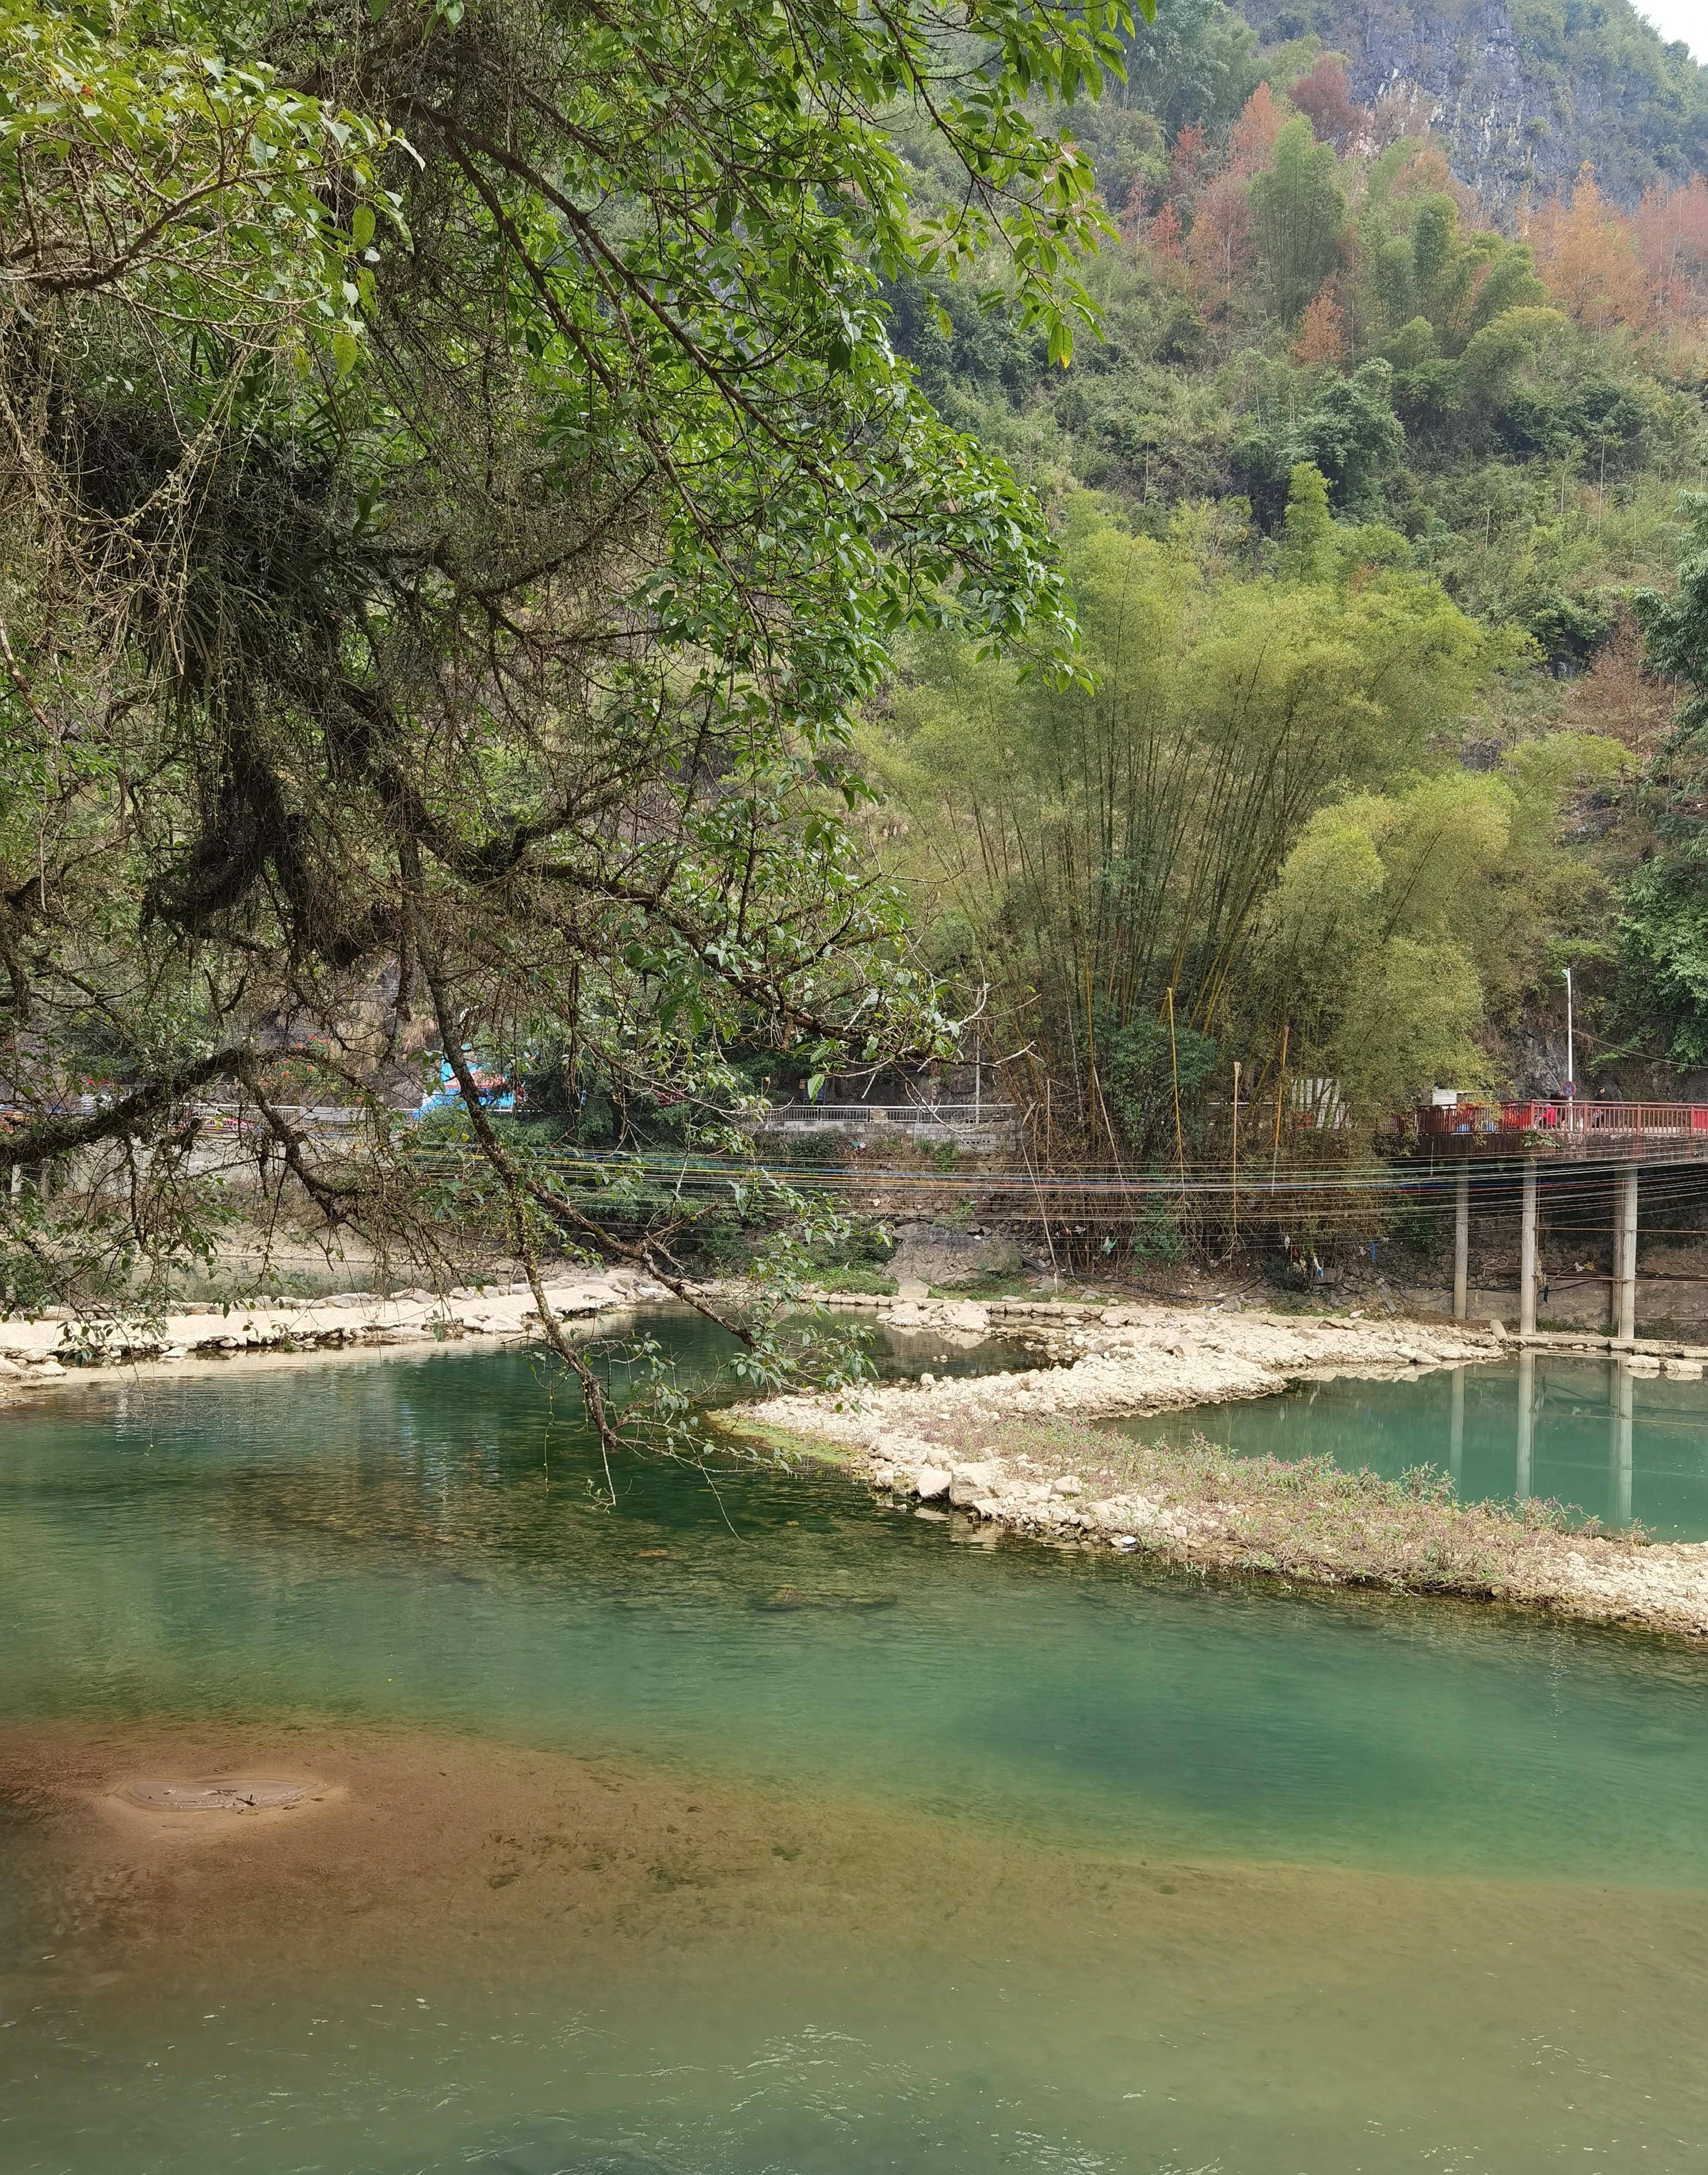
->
xmin=1183 ymin=171 xmax=1256 ymax=305
xmin=1633 ymin=177 xmax=1708 ymax=325
xmin=1227 ymin=81 xmax=1286 ymax=178
xmin=1167 ymin=121 xmax=1211 ymax=203
xmin=1147 ymin=199 xmax=1186 ymax=260
xmin=1390 ymin=142 xmax=1476 ymax=217
xmin=1289 ymin=56 xmax=1367 ymax=153
xmin=1290 ymin=282 xmax=1347 ymax=366
xmin=1528 ymin=167 xmax=1652 ymax=335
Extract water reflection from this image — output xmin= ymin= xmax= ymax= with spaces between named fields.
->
xmin=1123 ymin=1355 xmax=1708 ymax=1538
xmin=1449 ymin=1364 xmax=1464 ymax=1486
xmin=1613 ymin=1362 xmax=1635 ymax=1529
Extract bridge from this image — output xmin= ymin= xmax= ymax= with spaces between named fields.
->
xmin=1411 ymin=1099 xmax=1708 ymax=1153
xmin=1408 ymin=1100 xmax=1708 ymax=1342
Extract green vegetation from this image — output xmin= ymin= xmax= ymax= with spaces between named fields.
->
xmin=7 ymin=0 xmax=1708 ymax=1337
xmin=866 ymin=23 xmax=1708 ymax=1155
xmin=0 ymin=0 xmax=1136 ymax=1374
xmin=1234 ymin=0 xmax=1708 ymax=211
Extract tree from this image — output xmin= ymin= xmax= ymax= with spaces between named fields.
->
xmin=868 ymin=501 xmax=1497 ymax=1149
xmin=1528 ymin=167 xmax=1652 ymax=335
xmin=1620 ymin=498 xmax=1708 ymax=1067
xmin=1280 ymin=463 xmax=1334 ymax=580
xmin=1290 ymin=284 xmax=1347 ymax=368
xmin=1250 ymin=116 xmax=1348 ymax=324
xmin=1226 ymin=82 xmax=1287 ymax=180
xmin=0 ymin=0 xmax=1145 ymax=1417
xmin=1118 ymin=0 xmax=1258 ymax=136
xmin=1288 ymin=56 xmax=1366 ymax=153
xmin=1285 ymin=362 xmax=1406 ymax=518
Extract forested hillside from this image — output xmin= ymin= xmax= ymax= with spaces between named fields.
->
xmin=865 ymin=4 xmax=1708 ymax=1160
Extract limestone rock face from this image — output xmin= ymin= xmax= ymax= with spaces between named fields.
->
xmin=889 ymin=1221 xmax=1020 ymax=1289
xmin=1235 ymin=0 xmax=1702 ymax=213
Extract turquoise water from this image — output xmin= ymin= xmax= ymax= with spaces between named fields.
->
xmin=5 ymin=1321 xmax=1708 ymax=2172
xmin=1118 ymin=1356 xmax=1708 ymax=1538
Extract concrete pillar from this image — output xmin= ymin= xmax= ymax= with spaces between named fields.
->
xmin=1611 ymin=1360 xmax=1634 ymax=1528
xmin=1516 ymin=1349 xmax=1535 ymax=1501
xmin=1449 ymin=1366 xmax=1464 ymax=1489
xmin=1613 ymin=1165 xmax=1639 ymax=1344
xmin=1453 ymin=1162 xmax=1469 ymax=1322
xmin=1518 ymin=1157 xmax=1538 ymax=1338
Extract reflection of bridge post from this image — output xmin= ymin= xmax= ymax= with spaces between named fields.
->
xmin=1449 ymin=1366 xmax=1464 ymax=1487
xmin=1611 ymin=1361 xmax=1634 ymax=1527
xmin=1518 ymin=1158 xmax=1538 ymax=1337
xmin=1453 ymin=1163 xmax=1469 ymax=1320
xmin=1612 ymin=1166 xmax=1639 ymax=1344
xmin=1516 ymin=1349 xmax=1534 ymax=1501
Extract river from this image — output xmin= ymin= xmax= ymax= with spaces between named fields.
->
xmin=3 ymin=1317 xmax=1708 ymax=2172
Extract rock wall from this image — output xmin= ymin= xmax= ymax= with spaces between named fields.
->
xmin=1237 ymin=0 xmax=1708 ymax=211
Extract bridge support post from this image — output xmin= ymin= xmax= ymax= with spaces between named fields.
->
xmin=1613 ymin=1165 xmax=1639 ymax=1343
xmin=1518 ymin=1157 xmax=1538 ymax=1338
xmin=1516 ymin=1348 xmax=1535 ymax=1501
xmin=1453 ymin=1163 xmax=1469 ymax=1321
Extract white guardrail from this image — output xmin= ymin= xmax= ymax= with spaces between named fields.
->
xmin=757 ymin=1102 xmax=1016 ymax=1129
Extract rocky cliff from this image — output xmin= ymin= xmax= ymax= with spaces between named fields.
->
xmin=1237 ymin=0 xmax=1708 ymax=209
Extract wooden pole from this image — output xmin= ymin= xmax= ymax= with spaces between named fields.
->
xmin=1270 ymin=1022 xmax=1288 ymax=1191
xmin=1453 ymin=1160 xmax=1469 ymax=1322
xmin=1230 ymin=1059 xmax=1240 ymax=1254
xmin=1166 ymin=987 xmax=1186 ymax=1207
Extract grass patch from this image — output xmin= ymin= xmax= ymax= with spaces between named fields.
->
xmin=807 ymin=1267 xmax=898 ymax=1296
xmin=701 ymin=1411 xmax=859 ymax=1466
xmin=934 ymin=1412 xmax=1644 ymax=1602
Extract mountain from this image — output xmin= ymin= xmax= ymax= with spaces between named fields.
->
xmin=1231 ymin=0 xmax=1708 ymax=209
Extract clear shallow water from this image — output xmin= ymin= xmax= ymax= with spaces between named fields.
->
xmin=1118 ymin=1355 xmax=1708 ymax=1538
xmin=4 ymin=1320 xmax=1708 ymax=2173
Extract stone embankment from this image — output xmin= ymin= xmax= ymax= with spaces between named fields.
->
xmin=743 ymin=1294 xmax=1708 ymax=1640
xmin=0 ymin=1272 xmax=672 ymax=1387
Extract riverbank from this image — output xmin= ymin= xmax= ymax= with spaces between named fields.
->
xmin=0 ymin=1269 xmax=676 ymax=1388
xmin=740 ymin=1299 xmax=1708 ymax=1638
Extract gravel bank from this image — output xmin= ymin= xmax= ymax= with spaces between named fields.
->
xmin=741 ymin=1296 xmax=1708 ymax=1640
xmin=0 ymin=1271 xmax=674 ymax=1389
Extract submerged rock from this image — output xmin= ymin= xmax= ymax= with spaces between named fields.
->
xmin=120 ymin=1776 xmax=306 ymax=1812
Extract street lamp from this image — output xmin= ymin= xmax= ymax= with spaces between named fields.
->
xmin=1562 ymin=966 xmax=1575 ymax=1103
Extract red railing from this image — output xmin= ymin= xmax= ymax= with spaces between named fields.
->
xmin=1415 ymin=1100 xmax=1708 ymax=1140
